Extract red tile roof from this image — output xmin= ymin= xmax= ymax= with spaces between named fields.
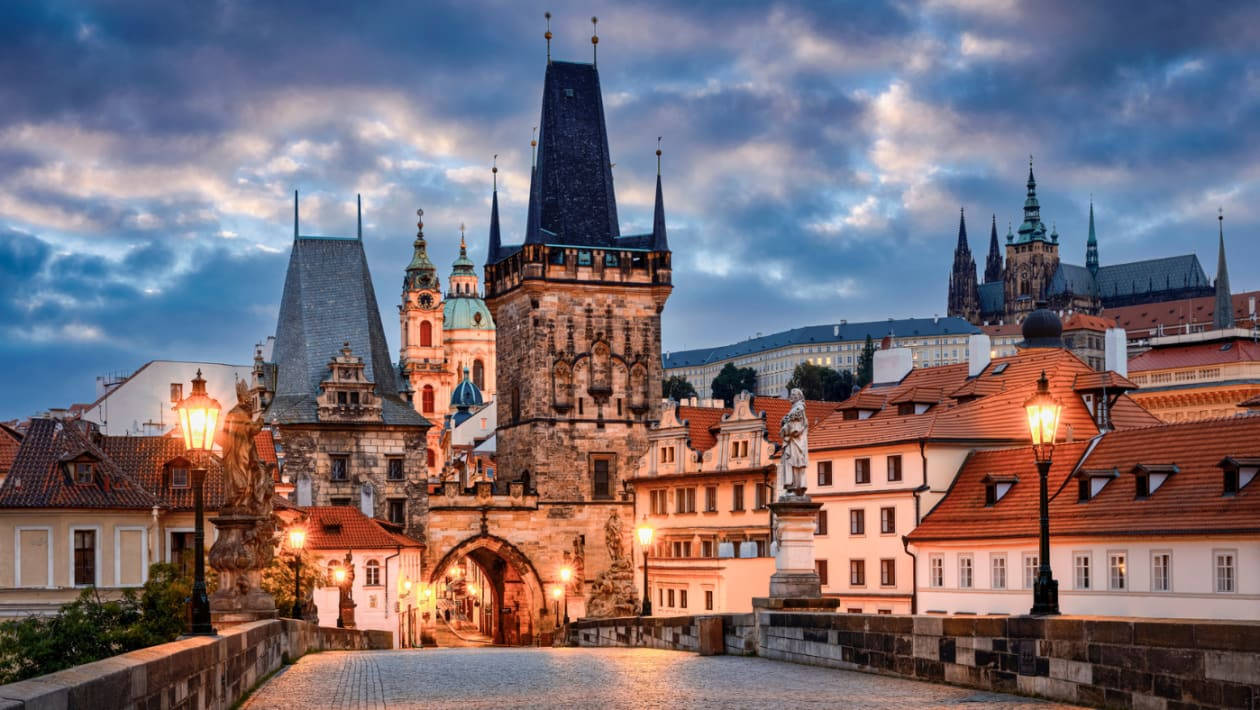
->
xmin=1104 ymin=290 xmax=1260 ymax=337
xmin=1072 ymin=371 xmax=1136 ymax=392
xmin=300 ymin=505 xmax=422 ymax=550
xmin=255 ymin=430 xmax=278 ymax=465
xmin=0 ymin=424 xmax=22 ymax=475
xmin=1128 ymin=338 xmax=1260 ymax=372
xmin=909 ymin=414 xmax=1260 ymax=541
xmin=837 ymin=390 xmax=889 ymax=411
xmin=0 ymin=419 xmax=158 ymax=509
xmin=1061 ymin=314 xmax=1116 ymax=332
xmin=99 ymin=435 xmax=226 ymax=511
xmin=677 ymin=398 xmax=837 ymax=451
xmin=677 ymin=406 xmax=725 ymax=452
xmin=981 ymin=323 xmax=1023 ymax=338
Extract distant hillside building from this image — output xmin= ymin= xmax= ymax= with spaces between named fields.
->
xmin=948 ymin=159 xmax=1216 ymax=325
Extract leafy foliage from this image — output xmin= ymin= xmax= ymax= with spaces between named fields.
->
xmin=856 ymin=335 xmax=876 ymax=387
xmin=261 ymin=545 xmax=322 ymax=618
xmin=786 ymin=362 xmax=856 ymax=401
xmin=710 ymin=362 xmax=758 ymax=406
xmin=662 ymin=375 xmax=698 ymax=402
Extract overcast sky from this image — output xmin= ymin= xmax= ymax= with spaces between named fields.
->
xmin=1 ymin=1 xmax=1258 ymax=419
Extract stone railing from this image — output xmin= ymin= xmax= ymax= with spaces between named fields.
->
xmin=0 ymin=619 xmax=391 ymax=710
xmin=570 ymin=612 xmax=1260 ymax=709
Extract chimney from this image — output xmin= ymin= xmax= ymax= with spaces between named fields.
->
xmin=967 ymin=333 xmax=992 ymax=377
xmin=873 ymin=347 xmax=914 ymax=384
xmin=833 ymin=325 xmax=839 ymax=336
xmin=1104 ymin=327 xmax=1128 ymax=377
xmin=1250 ymin=296 xmax=1256 ymax=318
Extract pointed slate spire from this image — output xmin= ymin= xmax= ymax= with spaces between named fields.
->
xmin=956 ymin=206 xmax=969 ymax=251
xmin=948 ymin=206 xmax=979 ymax=322
xmin=293 ymin=190 xmax=299 ymax=241
xmin=984 ymin=213 xmax=1003 ymax=283
xmin=357 ymin=193 xmax=363 ymax=240
xmin=1214 ymin=209 xmax=1234 ymax=329
xmin=1086 ymin=198 xmax=1100 ymax=277
xmin=651 ymin=138 xmax=668 ymax=252
xmin=1017 ymin=155 xmax=1046 ymax=243
xmin=486 ymin=157 xmax=501 ymax=266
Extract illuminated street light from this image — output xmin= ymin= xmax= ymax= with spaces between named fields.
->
xmin=175 ymin=370 xmax=221 ymax=636
xmin=637 ymin=518 xmax=653 ymax=616
xmin=1024 ymin=371 xmax=1063 ymax=616
xmin=287 ymin=526 xmax=307 ymax=620
xmin=559 ymin=566 xmax=572 ymax=625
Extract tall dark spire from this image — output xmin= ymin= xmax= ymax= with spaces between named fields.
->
xmin=651 ymin=138 xmax=668 ymax=252
xmin=486 ymin=157 xmax=501 ymax=266
xmin=947 ymin=207 xmax=979 ymax=322
xmin=1085 ymin=198 xmax=1100 ymax=277
xmin=293 ymin=190 xmax=299 ymax=241
xmin=1214 ymin=209 xmax=1234 ymax=329
xmin=956 ymin=206 xmax=969 ymax=250
xmin=357 ymin=193 xmax=362 ymax=240
xmin=984 ymin=213 xmax=1003 ymax=283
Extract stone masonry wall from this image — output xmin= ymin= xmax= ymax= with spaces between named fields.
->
xmin=0 ymin=619 xmax=391 ymax=710
xmin=570 ymin=612 xmax=1260 ymax=709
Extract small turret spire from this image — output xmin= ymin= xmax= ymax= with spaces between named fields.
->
xmin=1086 ymin=198 xmax=1100 ymax=277
xmin=1214 ymin=208 xmax=1234 ymax=329
xmin=293 ymin=190 xmax=299 ymax=240
xmin=652 ymin=138 xmax=668 ymax=252
xmin=591 ymin=16 xmax=598 ymax=66
xmin=487 ymin=161 xmax=502 ymax=266
xmin=530 ymin=127 xmax=537 ymax=169
xmin=356 ymin=193 xmax=362 ymax=240
xmin=544 ymin=12 xmax=552 ymax=64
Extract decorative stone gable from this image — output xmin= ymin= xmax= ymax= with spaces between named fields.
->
xmin=317 ymin=343 xmax=382 ymax=423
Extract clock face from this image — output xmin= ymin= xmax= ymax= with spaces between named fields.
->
xmin=419 ymin=293 xmax=434 ymax=309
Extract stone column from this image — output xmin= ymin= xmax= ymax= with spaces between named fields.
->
xmin=768 ymin=499 xmax=823 ymax=598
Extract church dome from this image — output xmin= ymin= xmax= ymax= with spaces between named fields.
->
xmin=450 ymin=368 xmax=484 ymax=408
xmin=443 ymin=296 xmax=495 ymax=331
xmin=1020 ymin=307 xmax=1063 ymax=348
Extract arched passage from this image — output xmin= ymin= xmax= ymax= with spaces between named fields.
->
xmin=429 ymin=534 xmax=548 ymax=645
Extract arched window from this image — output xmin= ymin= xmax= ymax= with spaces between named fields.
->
xmin=422 ymin=385 xmax=435 ymax=413
xmin=365 ymin=559 xmax=381 ymax=586
xmin=473 ymin=359 xmax=485 ymax=390
xmin=420 ymin=320 xmax=433 ymax=347
xmin=426 ymin=449 xmax=436 ymax=467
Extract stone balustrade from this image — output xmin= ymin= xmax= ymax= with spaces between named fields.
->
xmin=569 ymin=612 xmax=1260 ymax=709
xmin=0 ymin=619 xmax=391 ymax=710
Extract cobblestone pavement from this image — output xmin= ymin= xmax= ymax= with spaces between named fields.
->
xmin=245 ymin=647 xmax=1083 ymax=710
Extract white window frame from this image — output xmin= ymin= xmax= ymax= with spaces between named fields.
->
xmin=928 ymin=554 xmax=944 ymax=588
xmin=14 ymin=525 xmax=54 ymax=589
xmin=165 ymin=527 xmax=196 ymax=564
xmin=364 ymin=560 xmax=382 ymax=587
xmin=1023 ymin=553 xmax=1039 ymax=590
xmin=990 ymin=553 xmax=1007 ymax=590
xmin=69 ymin=524 xmax=103 ymax=588
xmin=1214 ymin=549 xmax=1237 ymax=594
xmin=1150 ymin=550 xmax=1172 ymax=593
xmin=113 ymin=525 xmax=150 ymax=587
xmin=1073 ymin=551 xmax=1092 ymax=590
xmin=958 ymin=554 xmax=974 ymax=589
xmin=1108 ymin=550 xmax=1127 ymax=591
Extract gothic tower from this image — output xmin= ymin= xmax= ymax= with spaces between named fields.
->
xmin=400 ymin=212 xmax=447 ymax=475
xmin=484 ymin=57 xmax=672 ymax=502
xmin=1085 ymin=200 xmax=1100 ymax=278
xmin=1214 ymin=211 xmax=1234 ymax=330
xmin=1003 ymin=158 xmax=1060 ymax=319
xmin=947 ymin=208 xmax=980 ymax=322
xmin=984 ymin=214 xmax=1003 ymax=283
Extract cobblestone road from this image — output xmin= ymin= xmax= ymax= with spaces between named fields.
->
xmin=245 ymin=647 xmax=1081 ymax=709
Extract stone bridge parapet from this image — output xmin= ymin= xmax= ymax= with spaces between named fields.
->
xmin=0 ymin=619 xmax=392 ymax=710
xmin=569 ymin=612 xmax=1260 ymax=709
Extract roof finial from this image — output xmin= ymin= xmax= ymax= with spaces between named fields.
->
xmin=544 ymin=12 xmax=552 ymax=64
xmin=293 ymin=189 xmax=299 ymax=240
xmin=591 ymin=16 xmax=598 ymax=66
xmin=460 ymin=221 xmax=466 ymax=246
xmin=492 ymin=154 xmax=498 ymax=191
xmin=656 ymin=136 xmax=662 ymax=175
xmin=530 ymin=127 xmax=538 ymax=169
xmin=356 ymin=193 xmax=362 ymax=240
xmin=416 ymin=208 xmax=424 ymax=238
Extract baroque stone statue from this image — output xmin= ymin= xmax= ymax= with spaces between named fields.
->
xmin=778 ymin=388 xmax=809 ymax=499
xmin=584 ymin=510 xmax=638 ymax=618
xmin=209 ymin=381 xmax=277 ymax=618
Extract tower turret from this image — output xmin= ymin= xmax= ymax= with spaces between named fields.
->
xmin=1214 ymin=210 xmax=1234 ymax=330
xmin=1016 ymin=156 xmax=1049 ymax=243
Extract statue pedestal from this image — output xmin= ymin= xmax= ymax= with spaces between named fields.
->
xmin=768 ymin=497 xmax=823 ymax=598
xmin=209 ymin=513 xmax=277 ymax=617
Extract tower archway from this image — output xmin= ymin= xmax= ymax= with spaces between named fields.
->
xmin=429 ymin=533 xmax=548 ymax=645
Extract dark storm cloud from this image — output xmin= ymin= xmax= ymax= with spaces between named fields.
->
xmin=1 ymin=0 xmax=1258 ymax=418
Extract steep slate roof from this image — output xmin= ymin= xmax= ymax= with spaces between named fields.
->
xmin=0 ymin=419 xmax=157 ymax=509
xmin=301 ymin=505 xmax=423 ymax=550
xmin=663 ymin=317 xmax=980 ymax=369
xmin=978 ymin=282 xmax=1004 ymax=316
xmin=1128 ymin=338 xmax=1260 ymax=372
xmin=910 ymin=414 xmax=1260 ymax=541
xmin=1093 ymin=254 xmax=1208 ymax=300
xmin=265 ymin=236 xmax=427 ymax=427
xmin=1048 ymin=263 xmax=1097 ymax=298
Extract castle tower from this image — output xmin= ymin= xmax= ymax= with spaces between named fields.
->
xmin=984 ymin=214 xmax=1003 ymax=283
xmin=947 ymin=208 xmax=980 ymax=322
xmin=400 ymin=211 xmax=448 ymax=475
xmin=484 ymin=57 xmax=672 ymax=502
xmin=1003 ymin=158 xmax=1060 ymax=319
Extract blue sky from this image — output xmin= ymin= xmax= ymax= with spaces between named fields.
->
xmin=1 ymin=1 xmax=1257 ymax=419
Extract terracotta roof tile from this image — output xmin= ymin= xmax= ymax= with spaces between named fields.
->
xmin=676 ymin=406 xmax=725 ymax=451
xmin=1061 ymin=314 xmax=1116 ymax=332
xmin=837 ymin=391 xmax=888 ymax=411
xmin=99 ymin=435 xmax=227 ymax=511
xmin=1104 ymin=290 xmax=1260 ymax=337
xmin=0 ymin=419 xmax=158 ymax=509
xmin=1129 ymin=338 xmax=1260 ymax=372
xmin=255 ymin=430 xmax=278 ymax=465
xmin=300 ymin=505 xmax=422 ymax=550
xmin=1072 ymin=371 xmax=1137 ymax=391
xmin=751 ymin=397 xmax=836 ymax=445
xmin=0 ymin=424 xmax=21 ymax=475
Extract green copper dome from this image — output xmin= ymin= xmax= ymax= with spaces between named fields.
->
xmin=443 ymin=295 xmax=495 ymax=331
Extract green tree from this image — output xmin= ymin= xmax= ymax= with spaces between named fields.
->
xmin=262 ymin=545 xmax=322 ymax=618
xmin=856 ymin=335 xmax=876 ymax=387
xmin=661 ymin=375 xmax=698 ymax=402
xmin=787 ymin=363 xmax=857 ymax=401
xmin=711 ymin=362 xmax=758 ymax=406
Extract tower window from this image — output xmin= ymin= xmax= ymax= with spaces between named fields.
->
xmin=420 ymin=320 xmax=433 ymax=347
xmin=591 ymin=457 xmax=612 ymax=499
xmin=422 ymin=385 xmax=435 ymax=414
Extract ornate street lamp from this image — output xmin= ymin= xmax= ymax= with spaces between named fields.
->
xmin=559 ymin=566 xmax=572 ymax=625
xmin=1025 ymin=371 xmax=1063 ymax=616
xmin=551 ymin=586 xmax=562 ymax=627
xmin=287 ymin=527 xmax=306 ymax=620
xmin=175 ymin=370 xmax=221 ymax=636
xmin=636 ymin=518 xmax=653 ymax=616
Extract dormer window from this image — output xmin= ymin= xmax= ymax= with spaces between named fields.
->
xmin=1132 ymin=464 xmax=1178 ymax=499
xmin=897 ymin=403 xmax=914 ymax=416
xmin=1219 ymin=457 xmax=1260 ymax=497
xmin=171 ymin=467 xmax=189 ymax=489
xmin=74 ymin=463 xmax=93 ymax=484
xmin=982 ymin=474 xmax=1018 ymax=506
xmin=1075 ymin=468 xmax=1118 ymax=502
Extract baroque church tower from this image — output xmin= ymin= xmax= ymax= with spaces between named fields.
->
xmin=946 ymin=208 xmax=980 ymax=322
xmin=484 ymin=53 xmax=672 ymax=503
xmin=1003 ymin=158 xmax=1060 ymax=319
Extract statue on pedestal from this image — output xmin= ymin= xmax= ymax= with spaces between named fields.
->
xmin=208 ymin=381 xmax=277 ymax=619
xmin=585 ymin=510 xmax=638 ymax=618
xmin=777 ymin=388 xmax=809 ymax=499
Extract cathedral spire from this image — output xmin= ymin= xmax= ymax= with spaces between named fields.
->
xmin=948 ymin=206 xmax=979 ymax=322
xmin=956 ymin=207 xmax=969 ymax=251
xmin=1214 ymin=209 xmax=1234 ymax=329
xmin=984 ymin=213 xmax=1003 ymax=283
xmin=651 ymin=138 xmax=668 ymax=252
xmin=485 ymin=156 xmax=501 ymax=266
xmin=1086 ymin=198 xmax=1100 ymax=277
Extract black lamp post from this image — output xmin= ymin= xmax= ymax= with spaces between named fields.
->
xmin=287 ymin=527 xmax=307 ymax=619
xmin=636 ymin=518 xmax=653 ymax=616
xmin=176 ymin=370 xmax=221 ymax=636
xmin=1025 ymin=371 xmax=1063 ymax=616
xmin=559 ymin=566 xmax=572 ymax=625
